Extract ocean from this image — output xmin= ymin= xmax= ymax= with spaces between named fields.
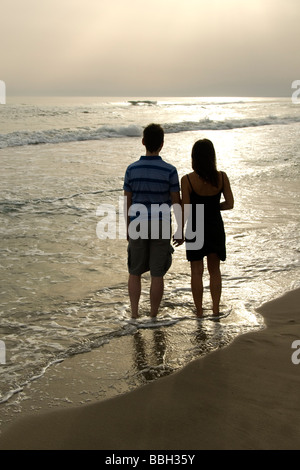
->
xmin=0 ymin=96 xmax=299 ymax=406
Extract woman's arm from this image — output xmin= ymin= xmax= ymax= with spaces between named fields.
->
xmin=181 ymin=174 xmax=192 ymax=229
xmin=220 ymin=172 xmax=234 ymax=211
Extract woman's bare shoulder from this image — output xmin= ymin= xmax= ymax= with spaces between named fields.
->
xmin=181 ymin=172 xmax=193 ymax=183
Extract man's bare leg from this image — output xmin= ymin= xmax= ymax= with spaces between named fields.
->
xmin=128 ymin=274 xmax=141 ymax=318
xmin=150 ymin=276 xmax=164 ymax=317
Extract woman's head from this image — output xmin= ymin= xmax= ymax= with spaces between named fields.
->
xmin=191 ymin=139 xmax=219 ymax=187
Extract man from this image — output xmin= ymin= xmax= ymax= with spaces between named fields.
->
xmin=123 ymin=124 xmax=181 ymax=318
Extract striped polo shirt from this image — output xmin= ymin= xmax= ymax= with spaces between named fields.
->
xmin=123 ymin=155 xmax=180 ymax=220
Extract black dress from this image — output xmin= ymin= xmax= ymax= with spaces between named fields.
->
xmin=185 ymin=173 xmax=226 ymax=262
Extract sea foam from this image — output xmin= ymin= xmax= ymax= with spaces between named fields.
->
xmin=1 ymin=115 xmax=300 ymax=149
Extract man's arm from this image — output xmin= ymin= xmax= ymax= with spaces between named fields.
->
xmin=171 ymin=191 xmax=184 ymax=246
xmin=170 ymin=191 xmax=181 ymax=207
xmin=124 ymin=190 xmax=132 ymax=241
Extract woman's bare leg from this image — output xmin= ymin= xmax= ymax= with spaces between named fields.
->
xmin=190 ymin=260 xmax=204 ymax=317
xmin=207 ymin=253 xmax=221 ymax=315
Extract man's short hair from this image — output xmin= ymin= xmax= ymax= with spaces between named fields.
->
xmin=143 ymin=124 xmax=164 ymax=153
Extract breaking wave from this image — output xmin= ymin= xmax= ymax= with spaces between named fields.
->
xmin=0 ymin=124 xmax=143 ymax=149
xmin=1 ymin=115 xmax=300 ymax=149
xmin=128 ymin=100 xmax=158 ymax=106
xmin=164 ymin=115 xmax=300 ymax=133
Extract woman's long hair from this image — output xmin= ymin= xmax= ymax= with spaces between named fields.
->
xmin=191 ymin=139 xmax=219 ymax=187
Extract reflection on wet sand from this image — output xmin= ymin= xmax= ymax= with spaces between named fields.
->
xmin=132 ymin=329 xmax=173 ymax=382
xmin=130 ymin=317 xmax=232 ymax=386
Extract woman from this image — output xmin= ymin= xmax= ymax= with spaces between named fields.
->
xmin=181 ymin=139 xmax=234 ymax=317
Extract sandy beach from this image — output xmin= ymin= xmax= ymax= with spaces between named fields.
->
xmin=0 ymin=287 xmax=300 ymax=450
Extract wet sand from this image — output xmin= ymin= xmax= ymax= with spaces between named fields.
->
xmin=0 ymin=288 xmax=300 ymax=450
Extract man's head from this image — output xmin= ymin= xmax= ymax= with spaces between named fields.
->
xmin=142 ymin=124 xmax=164 ymax=154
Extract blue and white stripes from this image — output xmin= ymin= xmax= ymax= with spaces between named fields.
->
xmin=124 ymin=156 xmax=180 ymax=213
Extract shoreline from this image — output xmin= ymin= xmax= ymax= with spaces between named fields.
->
xmin=1 ymin=288 xmax=300 ymax=449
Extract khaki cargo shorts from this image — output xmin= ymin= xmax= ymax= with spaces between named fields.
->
xmin=127 ymin=220 xmax=174 ymax=277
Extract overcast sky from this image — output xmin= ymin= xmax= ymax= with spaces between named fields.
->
xmin=1 ymin=0 xmax=299 ymax=97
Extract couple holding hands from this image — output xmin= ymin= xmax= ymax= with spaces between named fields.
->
xmin=123 ymin=124 xmax=234 ymax=319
